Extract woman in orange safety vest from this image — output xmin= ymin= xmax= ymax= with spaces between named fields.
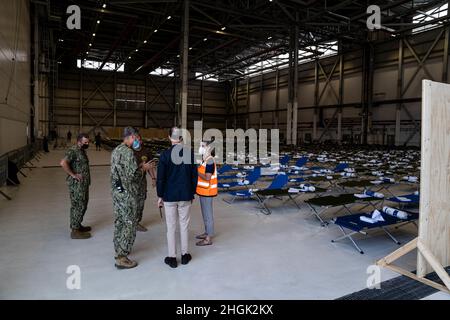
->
xmin=196 ymin=140 xmax=217 ymax=246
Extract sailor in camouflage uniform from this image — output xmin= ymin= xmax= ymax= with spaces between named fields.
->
xmin=60 ymin=133 xmax=92 ymax=239
xmin=133 ymin=134 xmax=156 ymax=232
xmin=111 ymin=127 xmax=152 ymax=269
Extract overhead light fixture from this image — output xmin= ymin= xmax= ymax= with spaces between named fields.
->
xmin=221 ymin=26 xmax=226 ymax=31
xmin=135 ymin=49 xmax=139 ymax=52
xmin=203 ymin=38 xmax=207 ymax=41
xmin=143 ymin=40 xmax=147 ymax=44
xmin=189 ymin=47 xmax=192 ymax=50
xmin=177 ymin=54 xmax=180 ymax=57
xmin=102 ymin=3 xmax=106 ymax=8
xmin=92 ymin=33 xmax=96 ymax=37
xmin=128 ymin=56 xmax=131 ymax=59
xmin=167 ymin=16 xmax=171 ymax=20
xmin=86 ymin=51 xmax=89 ymax=54
xmin=154 ymin=29 xmax=158 ymax=33
xmin=267 ymin=36 xmax=272 ymax=40
xmin=58 ymin=39 xmax=64 ymax=42
xmin=97 ymin=20 xmax=100 ymax=24
xmin=89 ymin=43 xmax=92 ymax=46
xmin=167 ymin=61 xmax=170 ymax=63
xmin=57 ymin=61 xmax=62 ymax=64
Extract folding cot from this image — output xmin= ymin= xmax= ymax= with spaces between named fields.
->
xmin=217 ymin=164 xmax=233 ymax=175
xmin=279 ymin=155 xmax=291 ymax=167
xmin=385 ymin=193 xmax=420 ymax=212
xmin=223 ymin=174 xmax=291 ymax=214
xmin=304 ymin=193 xmax=385 ymax=226
xmin=331 ymin=210 xmax=419 ymax=254
xmin=218 ymin=167 xmax=261 ymax=190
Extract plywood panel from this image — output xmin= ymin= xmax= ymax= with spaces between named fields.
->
xmin=418 ymin=80 xmax=450 ymax=276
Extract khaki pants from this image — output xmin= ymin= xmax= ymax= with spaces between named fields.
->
xmin=164 ymin=201 xmax=191 ymax=257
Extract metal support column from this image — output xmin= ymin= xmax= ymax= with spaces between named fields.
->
xmin=313 ymin=60 xmax=319 ymax=141
xmin=113 ymin=72 xmax=117 ymax=127
xmin=144 ymin=77 xmax=148 ymax=128
xmin=246 ymin=78 xmax=250 ymax=130
xmin=395 ymin=39 xmax=404 ymax=146
xmin=200 ymin=79 xmax=204 ymax=121
xmin=275 ymin=68 xmax=279 ymax=128
xmin=443 ymin=23 xmax=449 ymax=83
xmin=235 ymin=79 xmax=238 ymax=129
xmin=33 ymin=8 xmax=39 ymax=139
xmin=337 ymin=53 xmax=344 ymax=144
xmin=286 ymin=28 xmax=293 ymax=145
xmin=180 ymin=0 xmax=189 ymax=130
xmin=259 ymin=74 xmax=263 ymax=129
xmin=291 ymin=16 xmax=299 ymax=145
xmin=79 ymin=68 xmax=83 ymax=130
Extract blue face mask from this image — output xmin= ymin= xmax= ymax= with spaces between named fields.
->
xmin=132 ymin=139 xmax=141 ymax=150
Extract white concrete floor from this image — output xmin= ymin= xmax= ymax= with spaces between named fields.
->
xmin=0 ymin=148 xmax=448 ymax=300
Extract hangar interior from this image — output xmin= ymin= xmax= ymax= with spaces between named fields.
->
xmin=0 ymin=0 xmax=449 ymax=299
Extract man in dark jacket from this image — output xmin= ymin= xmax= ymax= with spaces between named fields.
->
xmin=157 ymin=127 xmax=198 ymax=268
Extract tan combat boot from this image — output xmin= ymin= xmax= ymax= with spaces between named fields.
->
xmin=71 ymin=229 xmax=91 ymax=239
xmin=137 ymin=224 xmax=147 ymax=232
xmin=115 ymin=256 xmax=138 ymax=269
xmin=78 ymin=225 xmax=92 ymax=232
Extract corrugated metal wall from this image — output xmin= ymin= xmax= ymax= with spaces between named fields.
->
xmin=0 ymin=0 xmax=31 ymax=155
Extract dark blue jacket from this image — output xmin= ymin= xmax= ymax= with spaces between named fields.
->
xmin=157 ymin=144 xmax=198 ymax=202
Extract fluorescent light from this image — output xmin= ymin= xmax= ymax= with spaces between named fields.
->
xmin=267 ymin=36 xmax=272 ymax=40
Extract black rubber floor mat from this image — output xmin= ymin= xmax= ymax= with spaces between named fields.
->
xmin=337 ymin=266 xmax=450 ymax=300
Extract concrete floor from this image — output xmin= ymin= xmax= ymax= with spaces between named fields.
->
xmin=0 ymin=148 xmax=448 ymax=300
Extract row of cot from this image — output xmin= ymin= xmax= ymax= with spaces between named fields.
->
xmin=215 ymin=152 xmax=420 ymax=254
xmin=0 ymin=140 xmax=44 ymax=200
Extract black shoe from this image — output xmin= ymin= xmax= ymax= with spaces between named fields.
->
xmin=181 ymin=253 xmax=192 ymax=265
xmin=164 ymin=257 xmax=177 ymax=268
xmin=78 ymin=225 xmax=92 ymax=232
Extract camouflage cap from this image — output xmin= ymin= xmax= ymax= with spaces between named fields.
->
xmin=123 ymin=126 xmax=138 ymax=138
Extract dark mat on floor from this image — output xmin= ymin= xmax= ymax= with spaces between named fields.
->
xmin=337 ymin=266 xmax=450 ymax=300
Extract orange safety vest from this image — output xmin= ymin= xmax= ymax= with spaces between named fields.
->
xmin=196 ymin=156 xmax=218 ymax=197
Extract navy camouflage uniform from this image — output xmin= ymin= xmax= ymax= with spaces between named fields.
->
xmin=111 ymin=143 xmax=142 ymax=257
xmin=64 ymin=145 xmax=91 ymax=229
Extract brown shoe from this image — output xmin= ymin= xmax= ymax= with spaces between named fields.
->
xmin=78 ymin=225 xmax=92 ymax=232
xmin=196 ymin=239 xmax=212 ymax=246
xmin=71 ymin=229 xmax=91 ymax=239
xmin=137 ymin=224 xmax=147 ymax=232
xmin=115 ymin=256 xmax=138 ymax=269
